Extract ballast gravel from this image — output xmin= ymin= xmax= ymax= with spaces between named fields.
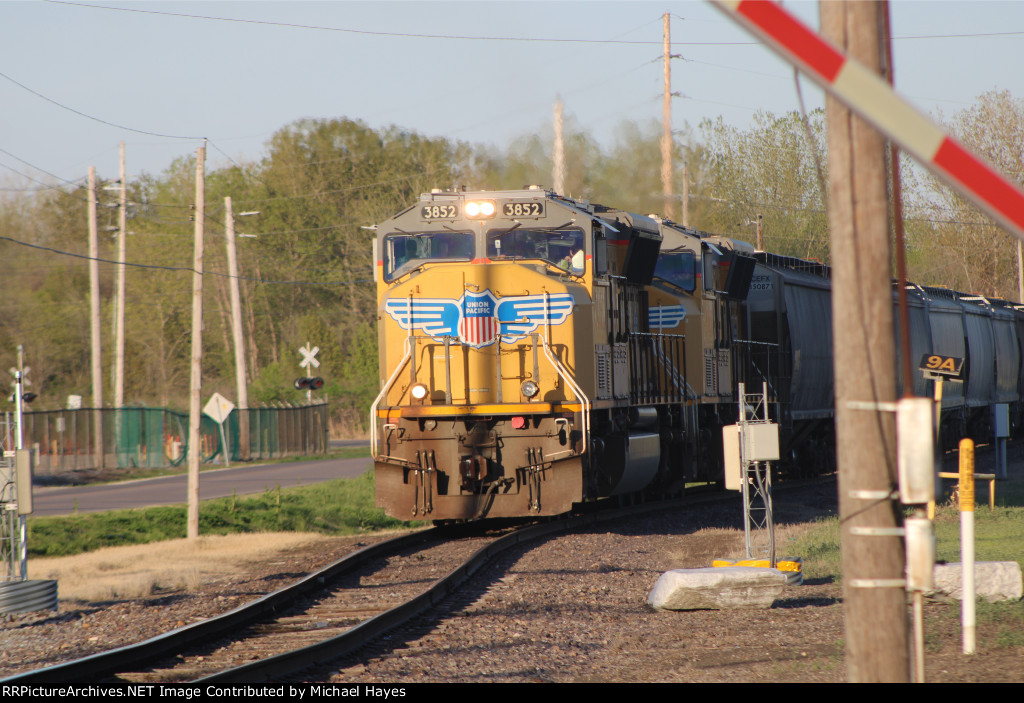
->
xmin=1 ymin=480 xmax=1021 ymax=683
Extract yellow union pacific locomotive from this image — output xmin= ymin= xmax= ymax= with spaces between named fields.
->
xmin=371 ymin=186 xmax=757 ymax=521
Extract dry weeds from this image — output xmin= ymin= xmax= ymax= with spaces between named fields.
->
xmin=27 ymin=532 xmax=335 ymax=601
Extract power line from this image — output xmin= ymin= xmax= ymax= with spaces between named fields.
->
xmin=670 ymin=11 xmax=1024 ymax=42
xmin=46 ymin=1 xmax=759 ymax=46
xmin=896 ymin=29 xmax=1024 ymax=40
xmin=0 ymin=154 xmax=441 ymax=213
xmin=224 ymin=223 xmax=346 ymax=237
xmin=206 ymin=139 xmax=246 ymax=172
xmin=0 ymin=70 xmax=203 ymax=141
xmin=0 ymin=183 xmax=71 ymax=193
xmin=0 ymin=235 xmax=365 ymax=286
xmin=61 ymin=1 xmax=1024 ymax=45
xmin=0 ymin=146 xmax=196 ymax=211
xmin=0 ymin=147 xmax=85 ymax=188
xmin=234 ymin=168 xmax=450 ymax=205
xmin=0 ymin=161 xmax=83 ymax=195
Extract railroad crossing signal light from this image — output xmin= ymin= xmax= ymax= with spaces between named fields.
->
xmin=294 ymin=377 xmax=324 ymax=391
xmin=8 ymin=392 xmax=36 ymax=403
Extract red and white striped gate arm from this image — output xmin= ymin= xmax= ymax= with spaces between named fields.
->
xmin=712 ymin=0 xmax=1024 ymax=239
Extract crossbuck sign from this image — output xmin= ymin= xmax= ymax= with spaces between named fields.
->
xmin=299 ymin=343 xmax=320 ymax=370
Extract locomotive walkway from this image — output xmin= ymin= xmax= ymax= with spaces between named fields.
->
xmin=30 ymin=444 xmax=371 ymax=517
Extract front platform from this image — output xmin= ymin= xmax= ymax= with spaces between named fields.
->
xmin=374 ymin=458 xmax=583 ymax=520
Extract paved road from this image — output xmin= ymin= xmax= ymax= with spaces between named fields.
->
xmin=31 ymin=454 xmax=373 ymax=517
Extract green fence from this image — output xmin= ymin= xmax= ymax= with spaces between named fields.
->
xmin=18 ymin=403 xmax=329 ymax=476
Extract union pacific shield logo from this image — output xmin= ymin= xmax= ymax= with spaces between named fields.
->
xmin=384 ymin=290 xmax=575 ymax=348
xmin=458 ymin=291 xmax=498 ymax=346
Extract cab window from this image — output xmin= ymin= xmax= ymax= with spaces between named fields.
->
xmin=486 ymin=228 xmax=585 ymax=274
xmin=383 ymin=231 xmax=474 ymax=281
xmin=654 ymin=251 xmax=696 ymax=292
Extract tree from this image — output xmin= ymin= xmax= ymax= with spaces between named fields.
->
xmin=0 ymin=179 xmax=107 ymax=407
xmin=908 ymin=90 xmax=1024 ymax=298
xmin=487 ymin=111 xmax=603 ymax=199
xmin=690 ymin=110 xmax=830 ymax=260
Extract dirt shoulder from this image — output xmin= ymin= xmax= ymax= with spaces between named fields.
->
xmin=4 ymin=444 xmax=1022 ymax=682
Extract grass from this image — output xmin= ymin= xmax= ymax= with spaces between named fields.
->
xmin=786 ymin=516 xmax=841 ymax=582
xmin=27 ymin=470 xmax=419 ymax=558
xmin=788 ymin=468 xmax=1024 ymax=580
xmin=922 ymin=589 xmax=1024 ymax=651
xmin=931 ymin=478 xmax=1024 ymax=570
xmin=28 ymin=533 xmax=336 ymax=601
xmin=929 ymin=482 xmax=1024 ymax=651
xmin=978 ymin=599 xmax=1024 ymax=647
xmin=785 ymin=468 xmax=1024 ymax=652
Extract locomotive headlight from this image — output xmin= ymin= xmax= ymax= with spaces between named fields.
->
xmin=464 ymin=200 xmax=496 ymax=218
xmin=410 ymin=383 xmax=429 ymax=400
xmin=520 ymin=380 xmax=540 ymax=398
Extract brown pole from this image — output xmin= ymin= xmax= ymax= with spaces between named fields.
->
xmin=821 ymin=0 xmax=909 ymax=682
xmin=114 ymin=142 xmax=127 ymax=410
xmin=880 ymin=1 xmax=913 ymax=396
xmin=187 ymin=145 xmax=206 ymax=540
xmin=681 ymin=164 xmax=690 ymax=228
xmin=87 ymin=167 xmax=104 ymax=469
xmin=661 ymin=12 xmax=674 ymax=219
xmin=225 ymin=197 xmax=251 ymax=461
xmin=553 ymin=99 xmax=566 ymax=195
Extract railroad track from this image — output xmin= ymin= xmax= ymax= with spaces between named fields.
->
xmin=3 ymin=485 xmax=794 ymax=683
xmin=2 ymin=515 xmax=578 ymax=683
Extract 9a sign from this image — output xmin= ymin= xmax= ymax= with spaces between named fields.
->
xmin=919 ymin=354 xmax=965 ymax=381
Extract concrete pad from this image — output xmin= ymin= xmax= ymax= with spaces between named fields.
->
xmin=648 ymin=566 xmax=788 ymax=611
xmin=931 ymin=562 xmax=1023 ymax=602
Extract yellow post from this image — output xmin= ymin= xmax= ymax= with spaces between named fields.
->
xmin=928 ymin=379 xmax=943 ymax=520
xmin=959 ymin=437 xmax=975 ymax=654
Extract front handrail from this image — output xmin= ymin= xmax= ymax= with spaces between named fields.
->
xmin=370 ymin=336 xmax=412 ymax=460
xmin=538 ymin=334 xmax=590 ymax=455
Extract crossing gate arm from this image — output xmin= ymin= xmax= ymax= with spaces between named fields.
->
xmin=711 ymin=0 xmax=1024 ymax=240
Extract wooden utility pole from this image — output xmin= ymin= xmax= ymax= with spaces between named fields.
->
xmin=821 ymin=0 xmax=909 ymax=682
xmin=881 ymin=0 xmax=914 ymax=393
xmin=1017 ymin=240 xmax=1023 ymax=302
xmin=114 ymin=142 xmax=127 ymax=409
xmin=87 ymin=167 xmax=104 ymax=469
xmin=681 ymin=164 xmax=690 ymax=228
xmin=187 ymin=145 xmax=206 ymax=540
xmin=224 ymin=197 xmax=250 ymax=461
xmin=553 ymin=99 xmax=566 ymax=195
xmin=661 ymin=12 xmax=674 ymax=219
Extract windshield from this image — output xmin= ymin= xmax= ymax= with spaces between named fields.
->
xmin=384 ymin=231 xmax=474 ymax=281
xmin=486 ymin=227 xmax=585 ymax=274
xmin=654 ymin=250 xmax=696 ymax=292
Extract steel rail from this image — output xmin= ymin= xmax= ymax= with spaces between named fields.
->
xmin=4 ymin=479 xmax=824 ymax=684
xmin=199 ymin=491 xmax=753 ymax=682
xmin=0 ymin=528 xmax=439 ymax=684
xmin=197 ymin=518 xmax=571 ymax=682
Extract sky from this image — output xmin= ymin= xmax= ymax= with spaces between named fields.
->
xmin=2 ymin=0 xmax=1023 ymax=190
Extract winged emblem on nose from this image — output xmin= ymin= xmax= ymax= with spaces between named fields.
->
xmin=384 ymin=290 xmax=575 ymax=348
